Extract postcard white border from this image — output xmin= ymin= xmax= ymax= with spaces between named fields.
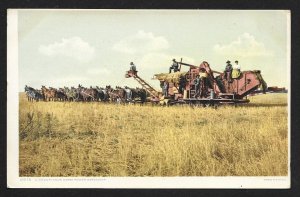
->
xmin=7 ymin=9 xmax=291 ymax=188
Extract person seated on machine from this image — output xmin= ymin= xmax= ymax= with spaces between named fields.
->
xmin=130 ymin=62 xmax=137 ymax=71
xmin=169 ymin=59 xmax=179 ymax=73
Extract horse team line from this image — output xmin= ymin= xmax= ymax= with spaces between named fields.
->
xmin=25 ymin=85 xmax=147 ymax=104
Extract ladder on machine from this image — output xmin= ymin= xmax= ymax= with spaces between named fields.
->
xmin=133 ymin=75 xmax=158 ymax=97
xmin=126 ymin=70 xmax=159 ymax=97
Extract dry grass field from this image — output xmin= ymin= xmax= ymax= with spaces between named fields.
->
xmin=19 ymin=93 xmax=288 ymax=177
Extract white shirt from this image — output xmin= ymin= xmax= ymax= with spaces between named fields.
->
xmin=233 ymin=64 xmax=241 ymax=70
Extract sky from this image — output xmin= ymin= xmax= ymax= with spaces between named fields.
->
xmin=17 ymin=10 xmax=290 ymax=91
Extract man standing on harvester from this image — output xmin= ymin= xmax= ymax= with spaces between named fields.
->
xmin=178 ymin=75 xmax=186 ymax=94
xmin=193 ymin=75 xmax=200 ymax=98
xmin=169 ymin=59 xmax=179 ymax=73
xmin=163 ymin=81 xmax=169 ymax=97
xmin=224 ymin=60 xmax=233 ymax=82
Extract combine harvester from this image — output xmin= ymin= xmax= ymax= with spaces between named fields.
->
xmin=125 ymin=60 xmax=268 ymax=106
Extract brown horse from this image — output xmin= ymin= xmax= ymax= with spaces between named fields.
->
xmin=106 ymin=85 xmax=126 ymax=103
xmin=77 ymin=85 xmax=98 ymax=102
xmin=57 ymin=88 xmax=68 ymax=101
xmin=41 ymin=86 xmax=56 ymax=101
xmin=64 ymin=86 xmax=79 ymax=101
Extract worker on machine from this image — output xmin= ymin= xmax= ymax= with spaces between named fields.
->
xmin=232 ymin=60 xmax=241 ymax=79
xmin=124 ymin=86 xmax=132 ymax=101
xmin=163 ymin=81 xmax=169 ymax=97
xmin=128 ymin=62 xmax=137 ymax=77
xmin=224 ymin=60 xmax=233 ymax=82
xmin=178 ymin=75 xmax=186 ymax=94
xmin=193 ymin=75 xmax=200 ymax=98
xmin=169 ymin=59 xmax=179 ymax=73
xmin=160 ymin=81 xmax=164 ymax=93
xmin=130 ymin=62 xmax=136 ymax=71
xmin=199 ymin=68 xmax=208 ymax=97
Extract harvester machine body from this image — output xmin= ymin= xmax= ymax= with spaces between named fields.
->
xmin=218 ymin=70 xmax=268 ymax=99
xmin=152 ymin=60 xmax=268 ymax=105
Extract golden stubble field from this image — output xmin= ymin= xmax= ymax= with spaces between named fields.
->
xmin=19 ymin=93 xmax=288 ymax=177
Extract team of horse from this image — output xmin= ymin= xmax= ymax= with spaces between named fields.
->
xmin=24 ymin=85 xmax=147 ymax=104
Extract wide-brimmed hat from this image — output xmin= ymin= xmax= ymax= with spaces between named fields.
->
xmin=226 ymin=60 xmax=231 ymax=63
xmin=130 ymin=62 xmax=134 ymax=65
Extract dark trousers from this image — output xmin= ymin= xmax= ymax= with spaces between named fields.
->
xmin=200 ymin=78 xmax=208 ymax=97
xmin=163 ymin=88 xmax=168 ymax=96
xmin=169 ymin=66 xmax=179 ymax=73
xmin=179 ymin=85 xmax=184 ymax=94
xmin=224 ymin=71 xmax=232 ymax=81
xmin=194 ymin=84 xmax=199 ymax=97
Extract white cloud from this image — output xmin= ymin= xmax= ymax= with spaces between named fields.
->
xmin=39 ymin=36 xmax=95 ymax=62
xmin=140 ymin=53 xmax=171 ymax=69
xmin=213 ymin=33 xmax=273 ymax=57
xmin=112 ymin=30 xmax=195 ymax=74
xmin=112 ymin=30 xmax=169 ymax=54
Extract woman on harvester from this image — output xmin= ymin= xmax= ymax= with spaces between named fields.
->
xmin=231 ymin=60 xmax=241 ymax=79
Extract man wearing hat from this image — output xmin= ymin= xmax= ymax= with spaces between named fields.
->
xmin=169 ymin=59 xmax=179 ymax=73
xmin=224 ymin=60 xmax=233 ymax=82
